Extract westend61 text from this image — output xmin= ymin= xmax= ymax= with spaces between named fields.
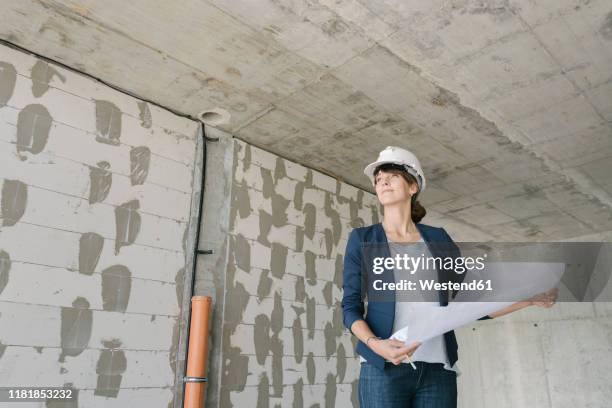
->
xmin=372 ymin=279 xmax=493 ymax=292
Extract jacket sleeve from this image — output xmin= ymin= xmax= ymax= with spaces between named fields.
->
xmin=341 ymin=229 xmax=365 ymax=334
xmin=441 ymin=227 xmax=492 ymax=321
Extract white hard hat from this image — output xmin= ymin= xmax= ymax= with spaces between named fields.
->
xmin=364 ymin=146 xmax=426 ymax=193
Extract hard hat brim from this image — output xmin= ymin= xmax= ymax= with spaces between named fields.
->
xmin=364 ymin=160 xmax=393 ymax=184
xmin=363 ymin=160 xmax=425 ymax=193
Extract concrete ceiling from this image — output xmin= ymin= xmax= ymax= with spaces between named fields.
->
xmin=1 ymin=0 xmax=611 ymax=241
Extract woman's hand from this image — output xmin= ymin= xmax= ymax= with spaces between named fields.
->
xmin=369 ymin=339 xmax=421 ymax=365
xmin=529 ymin=287 xmax=558 ymax=308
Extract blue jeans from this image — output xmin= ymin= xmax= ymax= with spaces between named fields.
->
xmin=359 ymin=361 xmax=457 ymax=408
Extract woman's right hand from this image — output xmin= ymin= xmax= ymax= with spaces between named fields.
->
xmin=369 ymin=339 xmax=421 ymax=365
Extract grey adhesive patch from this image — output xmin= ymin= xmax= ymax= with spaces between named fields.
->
xmin=168 ymin=318 xmax=179 ymax=378
xmin=137 ymin=101 xmax=152 ymax=128
xmin=1 ymin=179 xmax=28 ymax=226
xmin=224 ymin=261 xmax=250 ymax=327
xmin=258 ymin=210 xmax=272 ymax=246
xmin=350 ymin=332 xmax=358 ymax=349
xmin=30 ymin=60 xmax=66 ymax=97
xmin=306 ymin=352 xmax=315 ymax=385
xmin=322 ymin=281 xmax=333 ymax=307
xmin=295 ymin=226 xmax=304 ymax=251
xmin=271 ymin=193 xmax=290 ymax=227
xmin=324 ymin=193 xmax=342 ymax=245
xmin=305 ymin=251 xmax=317 ymax=285
xmin=306 ymin=296 xmax=316 ymax=339
xmin=34 ymin=346 xmax=43 ymax=353
xmin=221 ymin=344 xmax=249 ymax=401
xmin=229 ymin=151 xmax=240 ymax=233
xmin=336 ymin=343 xmax=346 ymax=382
xmin=303 ymin=203 xmax=316 ymax=239
xmin=114 ymin=200 xmax=141 ymax=254
xmin=293 ymin=378 xmax=304 ymax=408
xmin=0 ymin=250 xmax=10 ymax=295
xmin=351 ymin=379 xmax=359 ymax=408
xmin=182 ymin=224 xmax=189 ymax=253
xmin=130 ymin=146 xmax=151 ymax=185
xmin=101 ymin=265 xmax=132 ymax=312
xmin=293 ymin=181 xmax=304 ymax=210
xmin=257 ymin=373 xmax=270 ymax=408
xmin=175 ymin=267 xmax=185 ymax=309
xmin=0 ymin=62 xmax=17 ymax=106
xmin=78 ymin=232 xmax=104 ymax=275
xmin=274 ymin=157 xmax=287 ymax=182
xmin=59 ymin=297 xmax=92 ymax=362
xmin=370 ymin=204 xmax=380 ymax=224
xmin=295 ymin=277 xmax=306 ymax=303
xmin=221 ymin=314 xmax=250 ymax=406
xmin=230 ymin=182 xmax=251 ymax=227
xmin=0 ymin=342 xmax=6 ymax=359
xmin=291 ymin=307 xmax=304 ymax=363
xmin=88 ymin=161 xmax=112 ymax=204
xmin=270 ymin=243 xmax=287 ymax=279
xmin=323 ymin=229 xmax=333 ymax=259
xmin=304 ymin=170 xmax=314 ymax=188
xmin=95 ymin=338 xmax=127 ymax=397
xmin=324 ymin=322 xmax=337 ymax=358
xmin=234 ymin=234 xmax=251 ymax=271
xmin=333 ymin=254 xmax=343 ymax=289
xmin=254 ymin=314 xmax=271 ymax=365
xmin=257 ymin=269 xmax=272 ymax=300
xmin=336 ymin=194 xmax=349 ymax=205
xmin=270 ymin=333 xmax=283 ymax=397
xmin=16 ymin=104 xmax=52 ymax=159
xmin=324 ymin=373 xmax=337 ymax=408
xmin=271 ymin=292 xmax=284 ymax=334
xmin=261 ymin=167 xmax=274 ymax=199
xmin=95 ymin=100 xmax=122 ymax=145
xmin=349 ymin=195 xmax=365 ymax=228
xmin=332 ymin=302 xmax=344 ymax=334
xmin=242 ymin=144 xmax=252 ymax=172
xmin=601 ymin=12 xmax=612 ymax=40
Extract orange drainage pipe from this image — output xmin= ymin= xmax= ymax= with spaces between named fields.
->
xmin=183 ymin=296 xmax=212 ymax=408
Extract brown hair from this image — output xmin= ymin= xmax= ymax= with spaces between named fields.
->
xmin=374 ymin=163 xmax=427 ymax=223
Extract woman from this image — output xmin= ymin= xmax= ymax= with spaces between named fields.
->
xmin=341 ymin=146 xmax=556 ymax=408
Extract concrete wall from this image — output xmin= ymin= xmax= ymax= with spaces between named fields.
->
xmin=205 ymin=137 xmax=382 ymax=407
xmin=0 ymin=44 xmax=201 ymax=407
xmin=456 ymin=299 xmax=612 ymax=407
xmin=455 ymin=229 xmax=612 ymax=408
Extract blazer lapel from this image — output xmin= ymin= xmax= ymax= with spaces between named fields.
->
xmin=373 ymin=223 xmax=395 ymax=301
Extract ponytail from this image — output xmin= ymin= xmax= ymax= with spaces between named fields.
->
xmin=411 ymin=194 xmax=426 ymax=223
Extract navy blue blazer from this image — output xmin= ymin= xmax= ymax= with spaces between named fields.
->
xmin=341 ymin=222 xmax=490 ymax=370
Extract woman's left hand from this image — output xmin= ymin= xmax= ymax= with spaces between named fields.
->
xmin=529 ymin=287 xmax=558 ymax=308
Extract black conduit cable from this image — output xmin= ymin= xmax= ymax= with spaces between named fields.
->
xmin=181 ymin=122 xmax=219 ymax=406
xmin=0 ymin=38 xmax=199 ymax=123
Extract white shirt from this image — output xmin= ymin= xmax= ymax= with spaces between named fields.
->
xmin=360 ymin=238 xmax=460 ymax=375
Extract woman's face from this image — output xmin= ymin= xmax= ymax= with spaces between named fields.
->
xmin=374 ymin=170 xmax=418 ymax=206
